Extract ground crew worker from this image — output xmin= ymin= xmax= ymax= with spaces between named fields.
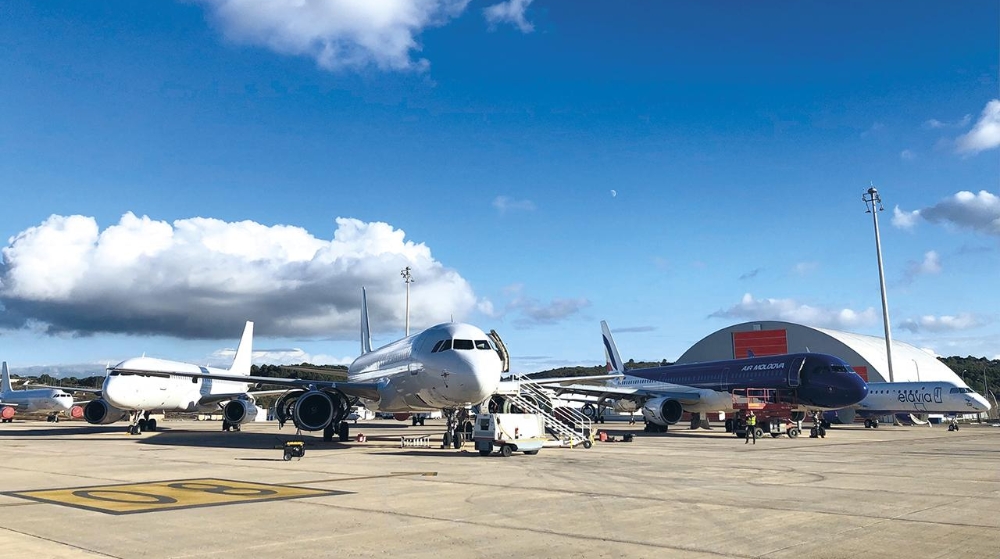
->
xmin=745 ymin=411 xmax=757 ymax=444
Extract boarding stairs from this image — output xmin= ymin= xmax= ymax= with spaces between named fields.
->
xmin=493 ymin=374 xmax=594 ymax=448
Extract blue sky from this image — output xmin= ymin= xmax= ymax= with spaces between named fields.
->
xmin=1 ymin=0 xmax=998 ymax=377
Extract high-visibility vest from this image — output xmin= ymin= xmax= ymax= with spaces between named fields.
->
xmin=747 ymin=415 xmax=757 ymax=426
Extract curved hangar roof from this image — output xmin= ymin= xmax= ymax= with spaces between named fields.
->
xmin=676 ymin=321 xmax=964 ymax=385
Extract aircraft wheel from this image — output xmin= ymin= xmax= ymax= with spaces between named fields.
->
xmin=443 ymin=431 xmax=452 ymax=447
xmin=222 ymin=420 xmax=231 ymax=432
xmin=500 ymin=445 xmax=513 ymax=458
xmin=864 ymin=419 xmax=871 ymax=428
xmin=809 ymin=427 xmax=818 ymax=438
xmin=872 ymin=421 xmax=879 ymax=428
xmin=818 ymin=427 xmax=827 ymax=438
xmin=412 ymin=417 xmax=418 ymax=426
xmin=54 ymin=415 xmax=60 ymax=423
xmin=323 ymin=423 xmax=335 ymax=442
xmin=146 ymin=418 xmax=157 ymax=432
xmin=129 ymin=425 xmax=141 ymax=435
xmin=724 ymin=419 xmax=734 ymax=432
xmin=452 ymin=430 xmax=462 ymax=449
xmin=338 ymin=421 xmax=350 ymax=442
xmin=138 ymin=418 xmax=148 ymax=431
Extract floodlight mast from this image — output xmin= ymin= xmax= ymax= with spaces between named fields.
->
xmin=401 ymin=266 xmax=413 ymax=337
xmin=863 ymin=185 xmax=895 ymax=383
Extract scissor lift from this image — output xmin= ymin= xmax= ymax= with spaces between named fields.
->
xmin=729 ymin=388 xmax=801 ymax=439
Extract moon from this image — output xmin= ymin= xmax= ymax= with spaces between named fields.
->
xmin=610 ymin=189 xmax=617 ymax=198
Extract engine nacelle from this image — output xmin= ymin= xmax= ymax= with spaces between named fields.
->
xmin=83 ymin=399 xmax=128 ymax=425
xmin=641 ymin=396 xmax=684 ymax=425
xmin=1 ymin=406 xmax=15 ymax=420
xmin=223 ymin=400 xmax=259 ymax=425
xmin=290 ymin=389 xmax=350 ymax=432
xmin=612 ymin=399 xmax=639 ymax=413
xmin=824 ymin=408 xmax=856 ymax=425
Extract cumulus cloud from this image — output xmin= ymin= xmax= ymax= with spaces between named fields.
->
xmin=196 ymin=0 xmax=471 ymax=72
xmin=483 ymin=0 xmax=535 ymax=33
xmin=709 ymin=293 xmax=879 ymax=329
xmin=0 ymin=213 xmax=477 ymax=339
xmin=892 ymin=191 xmax=1000 ymax=236
xmin=900 ymin=149 xmax=916 ymax=161
xmin=212 ymin=347 xmax=353 ymax=367
xmin=956 ymin=99 xmax=1000 ymax=154
xmin=492 ymin=195 xmax=536 ymax=213
xmin=892 ymin=205 xmax=921 ymax=230
xmin=898 ymin=313 xmax=985 ymax=333
xmin=898 ymin=250 xmax=942 ymax=286
xmin=923 ymin=114 xmax=971 ymax=129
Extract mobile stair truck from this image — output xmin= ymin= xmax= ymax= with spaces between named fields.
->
xmin=473 ymin=413 xmax=546 ymax=457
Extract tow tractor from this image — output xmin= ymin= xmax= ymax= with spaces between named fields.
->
xmin=727 ymin=388 xmax=802 ymax=439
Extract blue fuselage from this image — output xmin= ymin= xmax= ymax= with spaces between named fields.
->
xmin=630 ymin=353 xmax=869 ymax=409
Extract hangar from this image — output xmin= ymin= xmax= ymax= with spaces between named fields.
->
xmin=677 ymin=321 xmax=965 ymax=385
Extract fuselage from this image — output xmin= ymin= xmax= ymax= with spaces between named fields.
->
xmin=103 ymin=357 xmax=251 ymax=412
xmin=0 ymin=387 xmax=74 ymax=414
xmin=628 ymin=353 xmax=869 ymax=409
xmin=857 ymin=382 xmax=991 ymax=415
xmin=350 ymin=322 xmax=503 ymax=412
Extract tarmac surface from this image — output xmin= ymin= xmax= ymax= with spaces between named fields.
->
xmin=1 ymin=418 xmax=998 ymax=558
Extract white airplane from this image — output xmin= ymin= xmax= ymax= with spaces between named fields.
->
xmin=0 ymin=362 xmax=77 ymax=423
xmin=74 ymin=321 xmax=273 ymax=434
xmin=159 ymin=288 xmax=506 ymax=446
xmin=831 ymin=381 xmax=992 ymax=428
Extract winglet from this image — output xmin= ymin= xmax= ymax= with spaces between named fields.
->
xmin=1 ymin=362 xmax=11 ymax=394
xmin=601 ymin=321 xmax=625 ymax=374
xmin=229 ymin=321 xmax=254 ymax=376
xmin=360 ymin=287 xmax=373 ymax=355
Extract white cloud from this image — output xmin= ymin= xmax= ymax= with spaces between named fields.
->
xmin=483 ymin=0 xmax=535 ymax=33
xmin=709 ymin=293 xmax=879 ymax=329
xmin=212 ymin=347 xmax=352 ymax=367
xmin=492 ymin=195 xmax=536 ymax=213
xmin=923 ymin=114 xmax=972 ymax=129
xmin=891 ymin=205 xmax=921 ymax=230
xmin=892 ymin=191 xmax=1000 ymax=236
xmin=898 ymin=313 xmax=985 ymax=333
xmin=0 ymin=213 xmax=476 ymax=339
xmin=956 ymin=99 xmax=1000 ymax=154
xmin=898 ymin=250 xmax=942 ymax=285
xmin=196 ymin=0 xmax=471 ymax=72
xmin=900 ymin=149 xmax=916 ymax=161
xmin=490 ymin=283 xmax=589 ymax=327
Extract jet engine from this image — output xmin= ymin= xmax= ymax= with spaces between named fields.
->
xmin=223 ymin=400 xmax=259 ymax=425
xmin=641 ymin=396 xmax=684 ymax=425
xmin=83 ymin=399 xmax=128 ymax=425
xmin=283 ymin=389 xmax=351 ymax=432
xmin=1 ymin=406 xmax=15 ymax=421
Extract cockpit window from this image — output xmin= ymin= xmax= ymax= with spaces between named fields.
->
xmin=475 ymin=340 xmax=491 ymax=350
xmin=830 ymin=365 xmax=852 ymax=374
xmin=950 ymin=387 xmax=974 ymax=394
xmin=453 ymin=339 xmax=474 ymax=350
xmin=438 ymin=339 xmax=452 ymax=352
xmin=431 ymin=340 xmax=445 ymax=353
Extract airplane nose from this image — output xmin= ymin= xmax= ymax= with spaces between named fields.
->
xmin=103 ymin=378 xmax=131 ymax=408
xmin=975 ymin=395 xmax=992 ymax=412
xmin=451 ymin=352 xmax=502 ymax=401
xmin=849 ymin=376 xmax=869 ymax=405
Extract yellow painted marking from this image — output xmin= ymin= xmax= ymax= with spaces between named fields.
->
xmin=6 ymin=478 xmax=345 ymax=515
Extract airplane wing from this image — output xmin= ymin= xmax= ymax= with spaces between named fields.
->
xmin=196 ymin=389 xmax=288 ymax=406
xmin=545 ymin=383 xmax=702 ymax=405
xmin=530 ymin=374 xmax=625 ymax=386
xmin=27 ymin=384 xmax=103 ymax=395
xmin=110 ymin=367 xmax=383 ymax=402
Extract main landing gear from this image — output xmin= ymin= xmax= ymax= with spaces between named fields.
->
xmin=127 ymin=411 xmax=157 ymax=435
xmin=46 ymin=413 xmax=60 ymax=423
xmin=863 ymin=418 xmax=880 ymax=429
xmin=322 ymin=420 xmax=351 ymax=442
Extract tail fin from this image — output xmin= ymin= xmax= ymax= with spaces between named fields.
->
xmin=360 ymin=287 xmax=373 ymax=355
xmin=601 ymin=321 xmax=625 ymax=374
xmin=1 ymin=362 xmax=11 ymax=393
xmin=228 ymin=321 xmax=254 ymax=375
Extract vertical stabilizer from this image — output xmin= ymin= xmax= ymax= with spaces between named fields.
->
xmin=601 ymin=321 xmax=625 ymax=374
xmin=360 ymin=288 xmax=373 ymax=355
xmin=1 ymin=362 xmax=11 ymax=394
xmin=229 ymin=321 xmax=254 ymax=375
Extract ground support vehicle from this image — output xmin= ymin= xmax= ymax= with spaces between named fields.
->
xmin=282 ymin=440 xmax=305 ymax=461
xmin=728 ymin=389 xmax=802 ymax=439
xmin=472 ymin=413 xmax=545 ymax=457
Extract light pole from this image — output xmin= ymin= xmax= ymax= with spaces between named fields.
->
xmin=863 ymin=186 xmax=895 ymax=383
xmin=401 ymin=266 xmax=413 ymax=337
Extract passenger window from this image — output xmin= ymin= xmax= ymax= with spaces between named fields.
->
xmin=454 ymin=339 xmax=474 ymax=350
xmin=192 ymin=377 xmax=198 ymax=384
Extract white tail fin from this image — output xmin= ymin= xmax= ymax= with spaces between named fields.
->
xmin=1 ymin=362 xmax=11 ymax=394
xmin=601 ymin=321 xmax=625 ymax=374
xmin=360 ymin=287 xmax=373 ymax=355
xmin=228 ymin=321 xmax=254 ymax=375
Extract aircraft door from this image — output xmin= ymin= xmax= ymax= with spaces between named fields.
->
xmin=788 ymin=358 xmax=803 ymax=388
xmin=934 ymin=387 xmax=942 ymax=404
